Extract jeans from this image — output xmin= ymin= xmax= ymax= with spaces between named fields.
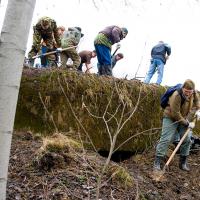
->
xmin=144 ymin=58 xmax=164 ymax=85
xmin=174 ymin=130 xmax=193 ymax=143
xmin=41 ymin=45 xmax=48 ymax=68
xmin=156 ymin=117 xmax=192 ymax=157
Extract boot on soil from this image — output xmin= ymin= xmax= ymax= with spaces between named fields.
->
xmin=153 ymin=156 xmax=163 ymax=171
xmin=179 ymin=156 xmax=190 ymax=171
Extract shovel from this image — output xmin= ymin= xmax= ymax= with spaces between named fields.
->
xmin=111 ymin=43 xmax=121 ymax=58
xmin=31 ymin=45 xmax=78 ymax=59
xmin=153 ymin=117 xmax=197 ymax=181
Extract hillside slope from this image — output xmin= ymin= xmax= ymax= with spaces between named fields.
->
xmin=7 ymin=131 xmax=200 ymax=199
xmin=15 ymin=68 xmax=166 ymax=152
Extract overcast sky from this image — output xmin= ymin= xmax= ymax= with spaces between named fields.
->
xmin=1 ymin=0 xmax=200 ymax=89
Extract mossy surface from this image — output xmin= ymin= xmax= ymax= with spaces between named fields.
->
xmin=15 ymin=68 xmax=200 ymax=152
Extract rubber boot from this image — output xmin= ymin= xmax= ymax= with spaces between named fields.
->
xmin=179 ymin=156 xmax=190 ymax=171
xmin=153 ymin=156 xmax=162 ymax=171
xmin=104 ymin=65 xmax=112 ymax=76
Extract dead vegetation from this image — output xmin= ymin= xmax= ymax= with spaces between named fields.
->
xmin=33 ymin=133 xmax=81 ymax=170
xmin=9 ymin=68 xmax=200 ymax=199
xmin=7 ymin=130 xmax=200 ymax=199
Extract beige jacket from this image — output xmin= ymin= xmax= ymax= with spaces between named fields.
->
xmin=164 ymin=90 xmax=200 ymax=125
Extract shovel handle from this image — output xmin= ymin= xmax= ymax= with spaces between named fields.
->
xmin=164 ymin=118 xmax=196 ymax=168
xmin=111 ymin=46 xmax=120 ymax=58
xmin=32 ymin=45 xmax=78 ymax=59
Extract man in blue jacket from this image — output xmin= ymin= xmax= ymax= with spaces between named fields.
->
xmin=144 ymin=41 xmax=171 ymax=85
xmin=94 ymin=25 xmax=128 ymax=76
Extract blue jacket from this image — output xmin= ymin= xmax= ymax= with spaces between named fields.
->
xmin=151 ymin=42 xmax=171 ymax=64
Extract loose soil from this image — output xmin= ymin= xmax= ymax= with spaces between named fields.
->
xmin=7 ymin=131 xmax=200 ymax=200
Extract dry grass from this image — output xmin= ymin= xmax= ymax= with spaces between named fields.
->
xmin=34 ymin=133 xmax=82 ymax=170
xmin=40 ymin=132 xmax=81 ymax=153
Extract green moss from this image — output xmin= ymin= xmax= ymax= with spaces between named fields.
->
xmin=108 ymin=165 xmax=133 ymax=189
xmin=15 ymin=69 xmax=200 ymax=152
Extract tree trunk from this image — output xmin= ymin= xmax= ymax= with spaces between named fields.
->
xmin=0 ymin=0 xmax=36 ymax=199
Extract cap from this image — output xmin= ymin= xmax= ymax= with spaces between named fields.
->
xmin=75 ymin=27 xmax=81 ymax=32
xmin=75 ymin=26 xmax=84 ymax=37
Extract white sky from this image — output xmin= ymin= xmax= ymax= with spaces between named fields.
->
xmin=1 ymin=0 xmax=200 ymax=89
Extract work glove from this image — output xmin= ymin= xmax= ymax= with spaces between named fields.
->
xmin=188 ymin=122 xmax=195 ymax=129
xmin=195 ymin=109 xmax=200 ymax=120
xmin=116 ymin=43 xmax=121 ymax=49
xmin=56 ymin=48 xmax=62 ymax=53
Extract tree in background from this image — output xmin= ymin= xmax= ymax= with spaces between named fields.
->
xmin=0 ymin=0 xmax=36 ymax=199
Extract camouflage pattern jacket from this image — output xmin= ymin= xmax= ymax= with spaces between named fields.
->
xmin=61 ymin=27 xmax=82 ymax=48
xmin=33 ymin=17 xmax=61 ymax=48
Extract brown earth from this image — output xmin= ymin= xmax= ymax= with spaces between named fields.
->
xmin=7 ymin=131 xmax=200 ymax=200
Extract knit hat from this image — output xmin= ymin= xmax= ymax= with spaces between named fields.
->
xmin=121 ymin=27 xmax=128 ymax=34
xmin=122 ymin=27 xmax=128 ymax=38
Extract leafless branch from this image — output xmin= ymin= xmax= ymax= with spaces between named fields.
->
xmin=106 ymin=104 xmax=121 ymax=122
xmin=134 ymin=178 xmax=139 ymax=200
xmin=95 ymin=82 xmax=143 ymax=199
xmin=57 ymin=75 xmax=97 ymax=152
xmin=39 ymin=92 xmax=58 ymax=133
xmin=92 ymin=0 xmax=99 ymax=10
xmin=114 ymin=119 xmax=181 ymax=153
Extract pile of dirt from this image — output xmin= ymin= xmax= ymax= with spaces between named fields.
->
xmin=7 ymin=131 xmax=200 ymax=199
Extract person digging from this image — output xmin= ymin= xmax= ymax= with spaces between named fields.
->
xmin=153 ymin=79 xmax=200 ymax=172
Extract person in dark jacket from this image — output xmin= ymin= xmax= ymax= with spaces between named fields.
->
xmin=144 ymin=41 xmax=171 ymax=85
xmin=154 ymin=79 xmax=200 ymax=172
xmin=77 ymin=50 xmax=96 ymax=73
xmin=94 ymin=25 xmax=128 ymax=76
xmin=111 ymin=53 xmax=124 ymax=68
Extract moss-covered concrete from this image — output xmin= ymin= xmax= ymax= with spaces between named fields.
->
xmin=14 ymin=68 xmax=200 ymax=152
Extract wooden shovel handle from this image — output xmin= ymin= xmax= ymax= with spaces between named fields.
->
xmin=32 ymin=46 xmax=78 ymax=59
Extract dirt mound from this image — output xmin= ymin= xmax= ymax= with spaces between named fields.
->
xmin=7 ymin=131 xmax=200 ymax=199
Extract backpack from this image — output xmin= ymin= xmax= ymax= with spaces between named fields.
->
xmin=160 ymin=83 xmax=184 ymax=109
xmin=61 ymin=28 xmax=81 ymax=48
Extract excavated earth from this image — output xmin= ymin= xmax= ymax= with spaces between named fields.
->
xmin=7 ymin=131 xmax=200 ymax=200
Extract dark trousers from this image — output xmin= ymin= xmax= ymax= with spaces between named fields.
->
xmin=95 ymin=44 xmax=112 ymax=76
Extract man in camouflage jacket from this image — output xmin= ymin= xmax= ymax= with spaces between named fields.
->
xmin=28 ymin=16 xmax=61 ymax=67
xmin=60 ymin=27 xmax=84 ymax=69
